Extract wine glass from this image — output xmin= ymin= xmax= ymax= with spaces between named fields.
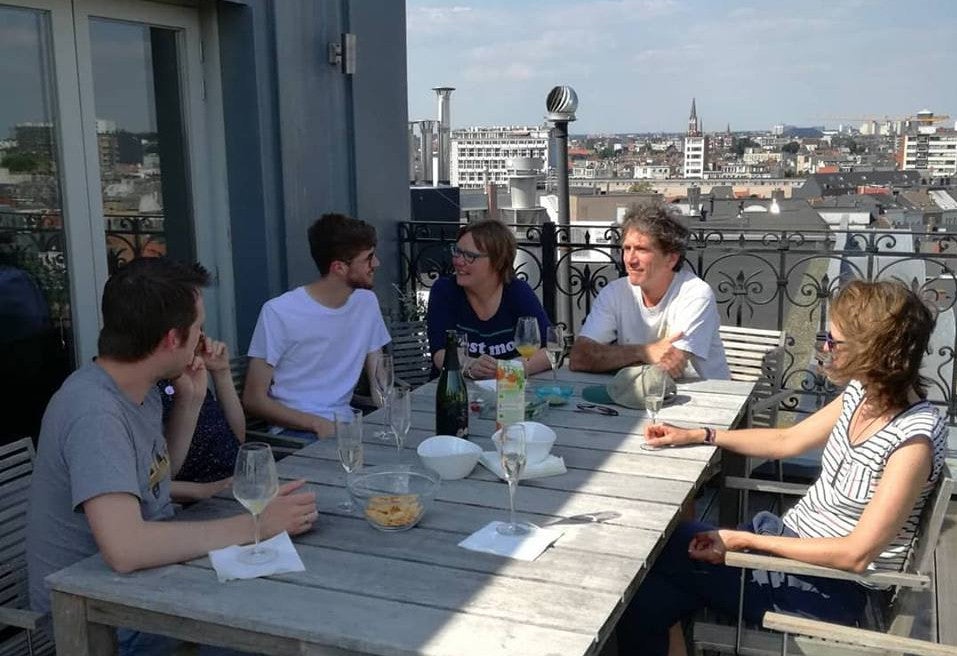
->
xmin=642 ymin=365 xmax=667 ymax=425
xmin=373 ymin=354 xmax=395 ymax=442
xmin=514 ymin=316 xmax=541 ymax=362
xmin=495 ymin=423 xmax=530 ymax=536
xmin=545 ymin=325 xmax=564 ymax=381
xmin=233 ymin=442 xmax=280 ymax=564
xmin=390 ymin=384 xmax=412 ymax=461
xmin=336 ymin=409 xmax=364 ymax=512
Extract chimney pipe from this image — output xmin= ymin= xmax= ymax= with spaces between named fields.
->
xmin=418 ymin=120 xmax=434 ymax=187
xmin=433 ymin=87 xmax=455 ymax=184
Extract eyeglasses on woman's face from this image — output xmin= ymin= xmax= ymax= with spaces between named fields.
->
xmin=823 ymin=330 xmax=846 ymax=350
xmin=450 ymin=243 xmax=489 ymax=265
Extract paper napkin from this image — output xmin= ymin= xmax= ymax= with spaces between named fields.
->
xmin=478 ymin=451 xmax=567 ymax=481
xmin=208 ymin=531 xmax=305 ymax=582
xmin=458 ymin=521 xmax=564 ymax=561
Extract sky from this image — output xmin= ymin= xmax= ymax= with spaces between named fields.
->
xmin=406 ymin=0 xmax=957 ymax=134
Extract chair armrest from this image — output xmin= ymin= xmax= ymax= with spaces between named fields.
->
xmin=725 ymin=552 xmax=931 ymax=589
xmin=0 ymin=605 xmax=43 ymax=630
xmin=246 ymin=428 xmax=307 ymax=452
xmin=763 ymin=611 xmax=957 ymax=656
xmin=723 ymin=476 xmax=809 ymax=496
xmin=748 ymin=388 xmax=792 ymax=415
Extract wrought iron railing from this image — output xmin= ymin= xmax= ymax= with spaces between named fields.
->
xmin=399 ymin=220 xmax=957 ymax=423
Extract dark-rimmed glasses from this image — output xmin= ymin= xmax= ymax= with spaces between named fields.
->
xmin=576 ymin=402 xmax=619 ymax=416
xmin=823 ymin=331 xmax=845 ymax=350
xmin=450 ymin=244 xmax=489 ymax=264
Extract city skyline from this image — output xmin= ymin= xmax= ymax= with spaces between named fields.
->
xmin=406 ymin=0 xmax=957 ymax=134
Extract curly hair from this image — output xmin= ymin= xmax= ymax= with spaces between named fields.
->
xmin=619 ymin=204 xmax=689 ymax=272
xmin=457 ymin=219 xmax=517 ymax=283
xmin=826 ymin=280 xmax=935 ymax=413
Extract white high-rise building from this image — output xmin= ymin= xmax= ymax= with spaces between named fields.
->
xmin=450 ymin=126 xmax=549 ymax=189
xmin=682 ymin=98 xmax=708 ymax=179
xmin=900 ymin=125 xmax=957 ymax=177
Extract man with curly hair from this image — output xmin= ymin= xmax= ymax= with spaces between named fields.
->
xmin=569 ymin=205 xmax=729 ymax=379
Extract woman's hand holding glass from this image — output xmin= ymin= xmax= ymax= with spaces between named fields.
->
xmin=390 ymin=384 xmax=412 ymax=461
xmin=643 ymin=423 xmax=701 ymax=450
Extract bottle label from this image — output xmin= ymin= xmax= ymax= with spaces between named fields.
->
xmin=496 ymin=359 xmax=526 ymax=431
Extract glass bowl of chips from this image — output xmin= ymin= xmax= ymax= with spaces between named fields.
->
xmin=347 ymin=465 xmax=440 ymax=532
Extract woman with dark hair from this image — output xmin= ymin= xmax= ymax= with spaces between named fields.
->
xmin=621 ymin=280 xmax=946 ymax=656
xmin=161 ymin=336 xmax=246 ymax=501
xmin=426 ymin=219 xmax=551 ymax=380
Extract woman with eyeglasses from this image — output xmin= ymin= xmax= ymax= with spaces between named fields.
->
xmin=426 ymin=219 xmax=551 ymax=380
xmin=618 ymin=280 xmax=946 ymax=656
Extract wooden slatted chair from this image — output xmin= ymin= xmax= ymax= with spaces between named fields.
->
xmin=694 ymin=465 xmax=955 ymax=655
xmin=388 ymin=319 xmax=432 ymax=388
xmin=0 ymin=438 xmax=54 ymax=656
xmin=718 ymin=325 xmax=789 ymax=429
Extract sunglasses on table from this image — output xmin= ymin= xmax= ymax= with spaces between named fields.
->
xmin=449 ymin=244 xmax=489 ymax=265
xmin=576 ymin=403 xmax=619 ymax=416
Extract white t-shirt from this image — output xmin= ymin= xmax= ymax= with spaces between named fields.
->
xmin=248 ymin=287 xmax=391 ymax=421
xmin=578 ymin=267 xmax=730 ymax=379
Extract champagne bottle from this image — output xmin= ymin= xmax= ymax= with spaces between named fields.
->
xmin=436 ymin=329 xmax=469 ymax=439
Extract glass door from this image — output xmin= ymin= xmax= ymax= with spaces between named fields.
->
xmin=0 ymin=2 xmax=85 ymax=442
xmin=0 ymin=0 xmax=232 ymax=443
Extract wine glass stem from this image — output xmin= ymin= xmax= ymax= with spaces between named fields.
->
xmin=507 ymin=479 xmax=518 ymax=528
xmin=252 ymin=512 xmax=262 ymax=552
xmin=552 ymin=365 xmax=557 ymax=381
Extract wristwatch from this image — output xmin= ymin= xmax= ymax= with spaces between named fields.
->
xmin=703 ymin=427 xmax=716 ymax=445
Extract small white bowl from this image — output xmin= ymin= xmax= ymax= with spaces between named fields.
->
xmin=471 ymin=378 xmax=497 ymax=405
xmin=491 ymin=421 xmax=557 ymax=464
xmin=417 ymin=435 xmax=482 ymax=480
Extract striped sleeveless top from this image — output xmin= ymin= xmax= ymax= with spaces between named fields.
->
xmin=782 ymin=380 xmax=947 ymax=575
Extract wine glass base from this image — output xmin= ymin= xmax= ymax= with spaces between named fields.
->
xmin=496 ymin=521 xmax=534 ymax=536
xmin=337 ymin=499 xmax=354 ymax=513
xmin=639 ymin=443 xmax=663 ymax=452
xmin=237 ymin=545 xmax=278 ymax=565
xmin=373 ymin=429 xmax=394 ymax=443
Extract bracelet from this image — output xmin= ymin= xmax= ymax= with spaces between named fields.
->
xmin=703 ymin=427 xmax=716 ymax=445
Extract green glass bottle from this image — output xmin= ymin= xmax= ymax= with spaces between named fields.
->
xmin=435 ymin=329 xmax=469 ymax=439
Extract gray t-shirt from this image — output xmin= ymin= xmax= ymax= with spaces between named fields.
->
xmin=26 ymin=362 xmax=174 ymax=620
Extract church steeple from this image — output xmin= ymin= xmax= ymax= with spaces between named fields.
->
xmin=687 ymin=98 xmax=701 ymax=136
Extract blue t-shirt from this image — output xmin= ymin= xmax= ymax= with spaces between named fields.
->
xmin=426 ymin=276 xmax=550 ymax=362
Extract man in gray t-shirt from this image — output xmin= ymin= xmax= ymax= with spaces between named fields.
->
xmin=26 ymin=362 xmax=174 ymax=621
xmin=25 ymin=258 xmax=317 ymax=652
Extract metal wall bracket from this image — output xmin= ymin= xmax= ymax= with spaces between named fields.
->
xmin=328 ymin=33 xmax=356 ymax=75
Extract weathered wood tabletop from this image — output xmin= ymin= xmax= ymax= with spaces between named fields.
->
xmin=47 ymin=369 xmax=755 ymax=656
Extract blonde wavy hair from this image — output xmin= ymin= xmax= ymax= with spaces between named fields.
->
xmin=826 ymin=280 xmax=935 ymax=413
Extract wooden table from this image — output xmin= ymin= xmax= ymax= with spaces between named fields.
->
xmin=47 ymin=370 xmax=755 ymax=656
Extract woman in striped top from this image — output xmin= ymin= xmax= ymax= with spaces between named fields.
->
xmin=619 ymin=280 xmax=946 ymax=656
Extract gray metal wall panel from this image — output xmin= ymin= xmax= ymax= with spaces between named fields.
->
xmin=349 ymin=0 xmax=410 ymax=309
xmin=218 ymin=0 xmax=285 ymax=351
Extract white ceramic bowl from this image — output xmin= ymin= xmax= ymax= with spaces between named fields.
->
xmin=416 ymin=435 xmax=482 ymax=480
xmin=491 ymin=421 xmax=557 ymax=464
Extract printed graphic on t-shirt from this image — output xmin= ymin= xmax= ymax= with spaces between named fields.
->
xmin=148 ymin=449 xmax=170 ymax=497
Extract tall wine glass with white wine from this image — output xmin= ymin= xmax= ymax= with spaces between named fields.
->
xmin=545 ymin=325 xmax=564 ymax=381
xmin=495 ymin=423 xmax=530 ymax=536
xmin=233 ymin=442 xmax=280 ymax=564
xmin=336 ymin=409 xmax=364 ymax=512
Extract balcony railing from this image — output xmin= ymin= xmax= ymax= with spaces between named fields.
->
xmin=399 ymin=220 xmax=957 ymax=424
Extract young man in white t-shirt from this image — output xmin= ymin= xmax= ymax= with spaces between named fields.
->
xmin=569 ymin=205 xmax=730 ymax=380
xmin=244 ymin=213 xmax=391 ymax=439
